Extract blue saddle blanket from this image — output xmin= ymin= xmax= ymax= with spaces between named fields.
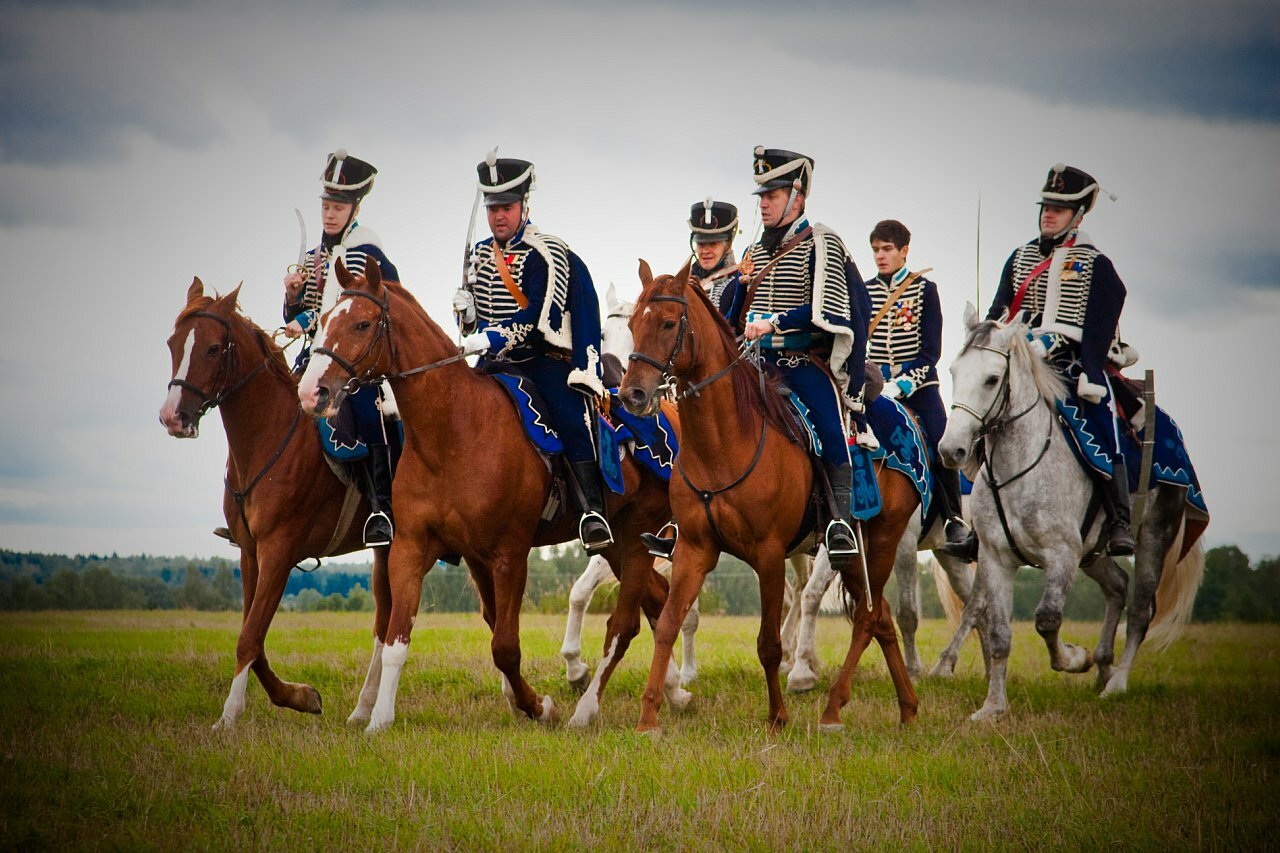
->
xmin=490 ymin=372 xmax=679 ymax=494
xmin=1056 ymin=394 xmax=1208 ymax=516
xmin=784 ymin=392 xmax=882 ymax=521
xmin=316 ymin=392 xmax=404 ymax=463
xmin=866 ymin=395 xmax=933 ymax=521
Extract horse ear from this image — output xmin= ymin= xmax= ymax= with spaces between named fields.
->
xmin=187 ymin=277 xmax=204 ymax=304
xmin=364 ymin=258 xmax=382 ymax=291
xmin=335 ymin=256 xmax=353 ymax=287
xmin=675 ymin=257 xmax=693 ymax=287
xmin=963 ymin=301 xmax=979 ymax=330
xmin=212 ymin=283 xmax=242 ymax=316
xmin=606 ymin=281 xmax=618 ymax=308
xmin=637 ymin=259 xmax=653 ymax=287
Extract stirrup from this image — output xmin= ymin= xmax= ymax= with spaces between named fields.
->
xmin=363 ymin=511 xmax=394 ymax=548
xmin=640 ymin=522 xmax=678 ymax=559
xmin=579 ymin=511 xmax=614 ymax=553
xmin=212 ymin=526 xmax=239 ymax=548
xmin=1106 ymin=523 xmax=1135 ymax=557
xmin=825 ymin=518 xmax=858 ymax=557
xmin=940 ymin=521 xmax=978 ymax=562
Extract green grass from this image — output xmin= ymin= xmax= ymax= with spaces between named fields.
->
xmin=1 ymin=611 xmax=1276 ymax=849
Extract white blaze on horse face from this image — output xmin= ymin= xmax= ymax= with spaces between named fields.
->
xmin=297 ymin=300 xmax=353 ymax=407
xmin=160 ymin=328 xmax=196 ymax=425
xmin=601 ymin=301 xmax=635 ymax=364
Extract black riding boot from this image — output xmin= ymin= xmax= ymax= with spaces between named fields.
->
xmin=359 ymin=444 xmax=394 ymax=548
xmin=1101 ymin=458 xmax=1136 ymax=556
xmin=935 ymin=463 xmax=978 ymax=562
xmin=824 ymin=462 xmax=858 ymax=564
xmin=569 ymin=460 xmax=614 ymax=553
xmin=640 ymin=522 xmax=677 ymax=559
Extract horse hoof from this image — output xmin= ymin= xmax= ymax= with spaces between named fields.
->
xmin=538 ymin=695 xmax=559 ymax=727
xmin=818 ymin=722 xmax=844 ymax=734
xmin=346 ymin=710 xmax=370 ymax=727
xmin=969 ymin=705 xmax=1005 ymax=722
xmin=211 ymin=716 xmax=236 ymax=731
xmin=668 ymin=689 xmax=694 ymax=714
xmin=365 ymin=711 xmax=394 ymax=734
xmin=928 ymin=664 xmax=956 ymax=679
xmin=1100 ymin=673 xmax=1129 ymax=698
xmin=568 ymin=671 xmax=592 ymax=695
xmin=636 ymin=726 xmax=662 ymax=741
xmin=786 ymin=669 xmax=818 ymax=694
xmin=303 ymin=686 xmax=323 ymax=715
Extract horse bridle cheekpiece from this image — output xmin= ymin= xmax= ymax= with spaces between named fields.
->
xmin=949 ymin=343 xmax=1014 ymax=435
xmin=628 ymin=294 xmax=690 ymax=390
xmin=312 ymin=289 xmax=395 ymax=394
xmin=167 ymin=310 xmax=265 ymax=420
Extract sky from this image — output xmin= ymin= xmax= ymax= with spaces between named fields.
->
xmin=1 ymin=0 xmax=1278 ymax=562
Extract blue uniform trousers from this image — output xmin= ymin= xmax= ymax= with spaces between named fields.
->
xmin=1050 ymin=348 xmax=1119 ymax=474
xmin=770 ymin=355 xmax=850 ymax=467
xmin=901 ymin=385 xmax=947 ymax=457
xmin=512 ymin=355 xmax=596 ymax=464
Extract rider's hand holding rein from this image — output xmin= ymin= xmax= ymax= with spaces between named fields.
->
xmin=744 ymin=317 xmax=774 ymax=341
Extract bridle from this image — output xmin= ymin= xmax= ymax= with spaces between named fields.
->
xmin=312 ymin=288 xmax=468 ymax=394
xmin=627 ymin=291 xmax=753 ymax=402
xmin=167 ymin=311 xmax=266 ymax=419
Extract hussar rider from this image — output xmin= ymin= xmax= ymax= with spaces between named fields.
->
xmin=986 ymin=164 xmax=1135 ymax=555
xmin=688 ymin=198 xmax=740 ymax=314
xmin=452 ymin=153 xmax=613 ymax=553
xmin=282 ymin=150 xmax=399 ymax=547
xmin=720 ymin=147 xmax=873 ymax=565
xmin=866 ymin=219 xmax=977 ymax=559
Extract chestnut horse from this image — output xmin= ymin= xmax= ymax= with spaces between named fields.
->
xmin=297 ymin=260 xmax=682 ymax=732
xmin=159 ymin=278 xmax=388 ymax=729
xmin=620 ymin=261 xmax=920 ymax=733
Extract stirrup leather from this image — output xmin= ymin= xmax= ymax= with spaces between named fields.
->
xmin=825 ymin=518 xmax=859 ymax=556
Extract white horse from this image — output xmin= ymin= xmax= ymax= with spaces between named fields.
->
xmin=936 ymin=306 xmax=1203 ymax=720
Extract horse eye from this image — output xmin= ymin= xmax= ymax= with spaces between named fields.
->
xmin=355 ymin=320 xmax=372 ymax=332
xmin=206 ymin=344 xmax=221 ymax=356
xmin=984 ymin=375 xmax=999 ymax=387
xmin=661 ymin=320 xmax=677 ymax=331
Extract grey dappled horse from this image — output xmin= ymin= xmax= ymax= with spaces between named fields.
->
xmin=936 ymin=306 xmax=1203 ymax=720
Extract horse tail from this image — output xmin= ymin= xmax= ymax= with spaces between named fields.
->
xmin=930 ymin=555 xmax=966 ymax=629
xmin=1147 ymin=521 xmax=1204 ymax=651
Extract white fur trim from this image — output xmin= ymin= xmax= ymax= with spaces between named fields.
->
xmin=318 ymin=225 xmax=385 ymax=315
xmin=568 ymin=367 xmax=605 ymax=397
xmin=809 ymin=223 xmax=855 ymax=388
xmin=1076 ymin=373 xmax=1107 ymax=404
xmin=521 ymin=226 xmax=573 ymax=349
xmin=480 ymin=164 xmax=534 ymax=195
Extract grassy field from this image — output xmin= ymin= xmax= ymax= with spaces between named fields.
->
xmin=1 ymin=610 xmax=1276 ymax=850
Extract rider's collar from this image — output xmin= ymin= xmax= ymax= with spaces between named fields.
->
xmin=1037 ymin=225 xmax=1079 ymax=256
xmin=495 ymin=220 xmax=530 ymax=250
xmin=878 ymin=265 xmax=910 ymax=287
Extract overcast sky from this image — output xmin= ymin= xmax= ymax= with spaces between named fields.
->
xmin=2 ymin=0 xmax=1277 ymax=561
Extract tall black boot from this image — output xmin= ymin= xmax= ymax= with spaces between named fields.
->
xmin=824 ymin=462 xmax=858 ymax=564
xmin=934 ymin=463 xmax=978 ymax=562
xmin=568 ymin=460 xmax=614 ymax=553
xmin=1101 ymin=458 xmax=1135 ymax=556
xmin=359 ymin=444 xmax=394 ymax=548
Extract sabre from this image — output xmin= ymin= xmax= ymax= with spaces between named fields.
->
xmin=854 ymin=522 xmax=873 ymax=612
xmin=1132 ymin=369 xmax=1156 ymax=538
xmin=294 ymin=207 xmax=307 ymax=266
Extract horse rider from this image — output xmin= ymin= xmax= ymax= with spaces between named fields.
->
xmin=866 ymin=219 xmax=977 ymax=560
xmin=451 ymin=152 xmax=613 ymax=553
xmin=720 ymin=147 xmax=873 ymax=565
xmin=986 ymin=163 xmax=1135 ymax=556
xmin=688 ymin=198 xmax=740 ymax=313
xmin=282 ymin=150 xmax=399 ymax=548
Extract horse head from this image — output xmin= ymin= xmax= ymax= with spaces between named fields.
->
xmin=600 ymin=280 xmax=636 ymax=388
xmin=939 ymin=303 xmax=1064 ymax=470
xmin=298 ymin=257 xmax=392 ymax=418
xmin=620 ymin=258 xmax=695 ymax=416
xmin=159 ymin=277 xmax=243 ymax=438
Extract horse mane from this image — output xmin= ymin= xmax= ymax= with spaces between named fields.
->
xmin=177 ymin=297 xmax=297 ymax=388
xmin=962 ymin=318 xmax=1066 ymax=404
xmin=641 ymin=275 xmax=794 ymax=437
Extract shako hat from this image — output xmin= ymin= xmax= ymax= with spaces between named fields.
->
xmin=320 ymin=149 xmax=377 ymax=204
xmin=1039 ymin=163 xmax=1101 ymax=213
xmin=477 ymin=152 xmax=535 ymax=207
xmin=688 ymin=198 xmax=738 ymax=243
xmin=752 ymin=147 xmax=814 ymax=196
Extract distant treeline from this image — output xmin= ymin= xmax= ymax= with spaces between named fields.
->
xmin=0 ymin=545 xmax=1276 ymax=621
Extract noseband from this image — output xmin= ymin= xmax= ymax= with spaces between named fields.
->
xmin=167 ymin=311 xmax=265 ymax=416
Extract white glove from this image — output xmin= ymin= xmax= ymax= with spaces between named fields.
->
xmin=1076 ymin=373 xmax=1107 ymax=404
xmin=461 ymin=331 xmax=491 ymax=355
xmin=452 ymin=289 xmax=476 ymax=324
xmin=881 ymin=380 xmax=902 ymax=400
